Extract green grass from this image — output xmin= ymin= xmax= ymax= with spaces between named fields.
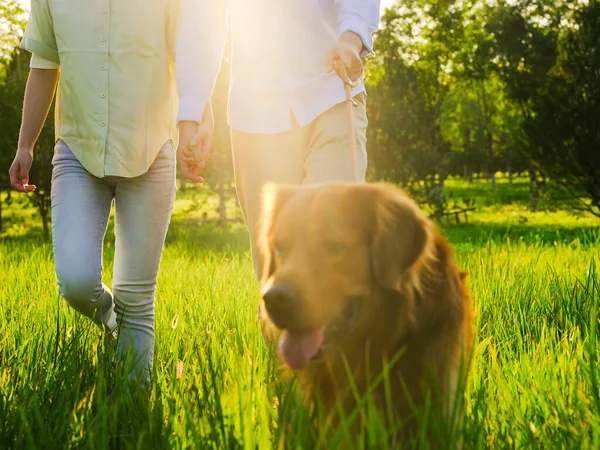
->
xmin=1 ymin=176 xmax=600 ymax=449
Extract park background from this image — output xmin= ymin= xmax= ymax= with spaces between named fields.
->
xmin=1 ymin=0 xmax=599 ymax=448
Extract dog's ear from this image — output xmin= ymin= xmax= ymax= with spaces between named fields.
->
xmin=258 ymin=183 xmax=300 ymax=284
xmin=370 ymin=185 xmax=431 ymax=291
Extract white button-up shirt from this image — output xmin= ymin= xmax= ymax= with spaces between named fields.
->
xmin=177 ymin=0 xmax=381 ymax=135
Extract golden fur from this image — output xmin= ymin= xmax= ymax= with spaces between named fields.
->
xmin=258 ymin=182 xmax=473 ymax=435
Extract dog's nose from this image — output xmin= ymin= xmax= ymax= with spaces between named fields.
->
xmin=262 ymin=284 xmax=300 ymax=328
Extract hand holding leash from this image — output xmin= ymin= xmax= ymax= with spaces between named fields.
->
xmin=325 ymin=31 xmax=364 ymax=85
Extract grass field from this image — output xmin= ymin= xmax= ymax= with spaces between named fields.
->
xmin=1 ymin=176 xmax=599 ymax=449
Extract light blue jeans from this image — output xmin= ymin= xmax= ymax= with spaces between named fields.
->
xmin=51 ymin=140 xmax=176 ymax=383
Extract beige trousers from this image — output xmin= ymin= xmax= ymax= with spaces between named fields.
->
xmin=231 ymin=94 xmax=368 ymax=278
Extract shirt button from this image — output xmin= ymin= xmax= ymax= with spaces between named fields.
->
xmin=100 ymin=66 xmax=106 ymax=71
xmin=100 ymin=121 xmax=106 ymax=127
xmin=100 ymin=93 xmax=106 ymax=98
xmin=102 ymin=9 xmax=108 ymax=15
xmin=101 ymin=37 xmax=107 ymax=42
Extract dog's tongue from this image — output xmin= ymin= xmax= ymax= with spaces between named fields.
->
xmin=279 ymin=328 xmax=325 ymax=371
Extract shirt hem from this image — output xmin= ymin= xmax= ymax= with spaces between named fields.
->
xmin=227 ymin=85 xmax=366 ymax=135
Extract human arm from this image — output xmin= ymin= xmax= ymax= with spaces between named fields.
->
xmin=326 ymin=0 xmax=381 ymax=82
xmin=177 ymin=102 xmax=214 ymax=183
xmin=10 ymin=0 xmax=60 ymax=192
xmin=176 ymin=0 xmax=228 ymax=182
xmin=9 ymin=67 xmax=59 ymax=192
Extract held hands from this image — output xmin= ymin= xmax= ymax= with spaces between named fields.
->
xmin=9 ymin=148 xmax=36 ymax=193
xmin=177 ymin=33 xmax=363 ymax=183
xmin=177 ymin=103 xmax=214 ymax=183
xmin=325 ymin=31 xmax=364 ymax=84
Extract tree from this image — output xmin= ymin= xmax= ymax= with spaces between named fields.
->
xmin=483 ymin=0 xmax=563 ymax=210
xmin=0 ymin=0 xmax=25 ymax=63
xmin=203 ymin=32 xmax=238 ymax=225
xmin=445 ymin=0 xmax=535 ymax=190
xmin=0 ymin=48 xmax=55 ymax=239
xmin=366 ymin=1 xmax=467 ymax=216
xmin=525 ymin=0 xmax=600 ymax=216
xmin=366 ymin=0 xmax=599 ymax=221
xmin=482 ymin=0 xmax=600 ymax=216
xmin=0 ymin=0 xmax=27 ymax=231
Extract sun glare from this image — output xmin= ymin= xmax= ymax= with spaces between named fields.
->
xmin=15 ymin=0 xmax=394 ymax=18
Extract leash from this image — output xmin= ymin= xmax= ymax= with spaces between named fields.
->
xmin=334 ymin=60 xmax=360 ymax=181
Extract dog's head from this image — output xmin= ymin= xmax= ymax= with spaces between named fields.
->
xmin=258 ymin=182 xmax=435 ymax=371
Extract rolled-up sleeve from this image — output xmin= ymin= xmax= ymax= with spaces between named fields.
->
xmin=176 ymin=0 xmax=228 ymax=124
xmin=30 ymin=53 xmax=59 ymax=69
xmin=20 ymin=0 xmax=60 ymax=65
xmin=335 ymin=0 xmax=381 ymax=55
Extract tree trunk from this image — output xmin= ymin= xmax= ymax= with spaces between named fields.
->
xmin=479 ymin=81 xmax=496 ymax=191
xmin=180 ymin=176 xmax=187 ymax=192
xmin=33 ymin=191 xmax=52 ymax=241
xmin=42 ymin=213 xmax=50 ymax=241
xmin=506 ymin=148 xmax=513 ymax=185
xmin=41 ymin=200 xmax=50 ymax=241
xmin=217 ymin=180 xmax=227 ymax=225
xmin=462 ymin=127 xmax=471 ymax=182
xmin=437 ymin=170 xmax=445 ymax=219
xmin=0 ymin=192 xmax=3 ymax=232
xmin=529 ymin=168 xmax=537 ymax=212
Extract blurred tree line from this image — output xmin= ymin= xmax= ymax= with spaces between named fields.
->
xmin=366 ymin=0 xmax=600 ymax=217
xmin=0 ymin=0 xmax=54 ymax=238
xmin=1 ymin=0 xmax=599 ymax=237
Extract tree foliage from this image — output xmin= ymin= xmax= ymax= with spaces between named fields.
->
xmin=0 ymin=0 xmax=25 ymax=63
xmin=366 ymin=0 xmax=600 ymax=217
xmin=525 ymin=0 xmax=600 ymax=215
xmin=0 ymin=48 xmax=55 ymax=238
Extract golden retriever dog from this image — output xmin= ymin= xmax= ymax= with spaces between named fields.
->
xmin=257 ymin=182 xmax=473 ymax=438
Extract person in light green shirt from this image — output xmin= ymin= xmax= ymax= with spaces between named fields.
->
xmin=8 ymin=0 xmax=210 ymax=385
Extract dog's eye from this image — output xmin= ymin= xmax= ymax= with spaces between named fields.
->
xmin=272 ymin=243 xmax=284 ymax=259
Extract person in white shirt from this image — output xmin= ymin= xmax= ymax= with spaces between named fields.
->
xmin=176 ymin=0 xmax=381 ymax=276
